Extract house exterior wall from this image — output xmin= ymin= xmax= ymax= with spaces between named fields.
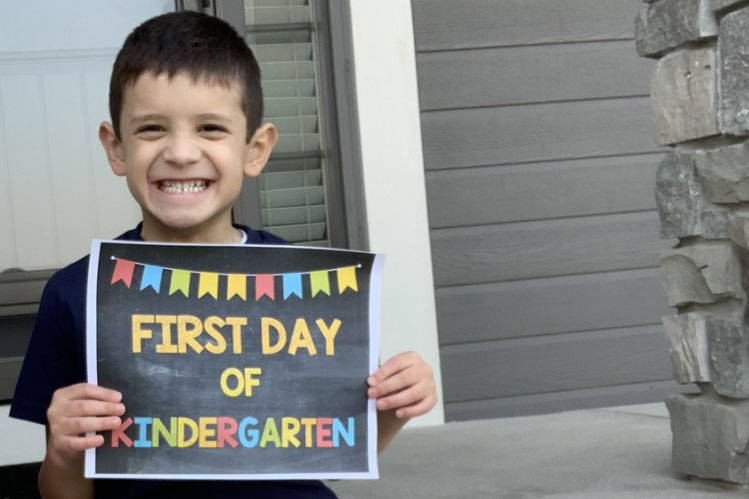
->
xmin=412 ymin=0 xmax=684 ymax=420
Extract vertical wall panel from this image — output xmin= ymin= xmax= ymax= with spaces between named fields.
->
xmin=1 ymin=75 xmax=58 ymax=270
xmin=0 ymin=82 xmax=17 ymax=272
xmin=43 ymin=73 xmax=99 ymax=264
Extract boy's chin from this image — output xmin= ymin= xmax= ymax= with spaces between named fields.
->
xmin=142 ymin=212 xmax=230 ymax=238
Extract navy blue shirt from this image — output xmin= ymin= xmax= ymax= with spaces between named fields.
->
xmin=10 ymin=224 xmax=338 ymax=499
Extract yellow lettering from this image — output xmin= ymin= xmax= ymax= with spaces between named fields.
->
xmin=203 ymin=316 xmax=226 ymax=354
xmin=226 ymin=316 xmax=247 ymax=354
xmin=261 ymin=317 xmax=286 ymax=354
xmin=177 ymin=417 xmax=198 ymax=447
xmin=177 ymin=315 xmax=204 ymax=353
xmin=154 ymin=315 xmax=178 ymax=353
xmin=300 ymin=418 xmax=316 ymax=448
xmin=288 ymin=318 xmax=316 ymax=356
xmin=198 ymin=417 xmax=217 ymax=448
xmin=243 ymin=367 xmax=262 ymax=396
xmin=220 ymin=367 xmax=244 ymax=397
xmin=131 ymin=314 xmax=154 ymax=353
xmin=281 ymin=417 xmax=301 ymax=448
xmin=316 ymin=318 xmax=341 ymax=356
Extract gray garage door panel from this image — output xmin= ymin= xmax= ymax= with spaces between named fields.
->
xmin=412 ymin=0 xmax=641 ymax=51
xmin=426 ymin=153 xmax=662 ymax=228
xmin=436 ymin=268 xmax=669 ymax=345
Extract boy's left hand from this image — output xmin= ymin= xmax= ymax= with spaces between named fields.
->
xmin=367 ymin=351 xmax=436 ymax=419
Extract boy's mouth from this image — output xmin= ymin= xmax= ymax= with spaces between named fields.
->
xmin=157 ymin=179 xmax=209 ymax=194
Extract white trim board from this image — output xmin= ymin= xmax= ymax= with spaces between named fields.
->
xmin=348 ymin=0 xmax=445 ymax=427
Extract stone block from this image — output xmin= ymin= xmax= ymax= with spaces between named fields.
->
xmin=719 ymin=7 xmax=749 ymax=135
xmin=729 ymin=209 xmax=749 ymax=248
xmin=651 ymin=48 xmax=719 ymax=145
xmin=656 ymin=151 xmax=730 ymax=238
xmin=666 ymin=392 xmax=749 ymax=483
xmin=695 ymin=141 xmax=749 ymax=202
xmin=711 ymin=0 xmax=746 ymax=12
xmin=706 ymin=315 xmax=749 ymax=397
xmin=636 ymin=0 xmax=717 ymax=58
xmin=660 ymin=242 xmax=744 ymax=307
xmin=663 ymin=313 xmax=712 ymax=384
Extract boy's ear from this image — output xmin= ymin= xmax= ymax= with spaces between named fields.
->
xmin=243 ymin=122 xmax=278 ymax=177
xmin=98 ymin=122 xmax=127 ymax=176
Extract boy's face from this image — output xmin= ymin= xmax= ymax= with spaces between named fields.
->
xmin=99 ymin=71 xmax=275 ymax=242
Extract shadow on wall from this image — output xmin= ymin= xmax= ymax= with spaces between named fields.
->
xmin=0 ymin=462 xmax=41 ymax=499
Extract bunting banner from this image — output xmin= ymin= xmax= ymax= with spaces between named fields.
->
xmin=85 ymin=240 xmax=383 ymax=481
xmin=108 ymin=256 xmax=361 ymax=301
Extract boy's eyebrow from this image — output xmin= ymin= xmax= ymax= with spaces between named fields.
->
xmin=130 ymin=114 xmax=165 ymax=125
xmin=129 ymin=113 xmax=233 ymax=125
xmin=196 ymin=113 xmax=233 ymax=123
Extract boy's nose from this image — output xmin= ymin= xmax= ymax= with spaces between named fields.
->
xmin=163 ymin=134 xmax=201 ymax=165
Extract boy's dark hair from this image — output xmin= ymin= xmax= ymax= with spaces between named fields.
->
xmin=109 ymin=11 xmax=263 ymax=141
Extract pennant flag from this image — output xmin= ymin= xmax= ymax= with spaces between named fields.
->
xmin=255 ymin=274 xmax=275 ymax=300
xmin=169 ymin=269 xmax=191 ymax=297
xmin=226 ymin=273 xmax=247 ymax=300
xmin=337 ymin=266 xmax=358 ymax=293
xmin=283 ymin=273 xmax=303 ymax=300
xmin=309 ymin=270 xmax=331 ymax=297
xmin=140 ymin=265 xmax=163 ymax=293
xmin=111 ymin=258 xmax=136 ymax=288
xmin=198 ymin=272 xmax=219 ymax=299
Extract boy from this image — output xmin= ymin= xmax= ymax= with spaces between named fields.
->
xmin=10 ymin=11 xmax=436 ymax=499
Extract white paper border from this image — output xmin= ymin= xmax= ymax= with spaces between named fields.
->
xmin=84 ymin=239 xmax=382 ymax=480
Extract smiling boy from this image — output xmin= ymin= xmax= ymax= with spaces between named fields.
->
xmin=10 ymin=11 xmax=436 ymax=499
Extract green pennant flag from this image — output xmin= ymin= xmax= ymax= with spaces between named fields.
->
xmin=169 ymin=269 xmax=191 ymax=297
xmin=309 ymin=270 xmax=331 ymax=297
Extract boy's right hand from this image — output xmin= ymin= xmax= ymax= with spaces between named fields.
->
xmin=46 ymin=383 xmax=125 ymax=464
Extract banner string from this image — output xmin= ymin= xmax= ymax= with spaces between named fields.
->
xmin=110 ymin=256 xmax=362 ymax=277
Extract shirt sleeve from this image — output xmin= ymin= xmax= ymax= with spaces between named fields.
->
xmin=9 ymin=269 xmax=83 ymax=425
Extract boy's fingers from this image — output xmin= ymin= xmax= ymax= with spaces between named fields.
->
xmin=368 ymin=351 xmax=421 ymax=385
xmin=51 ymin=384 xmax=122 ymax=407
xmin=368 ymin=367 xmax=420 ymax=398
xmin=58 ymin=434 xmax=106 ymax=453
xmin=62 ymin=416 xmax=122 ymax=436
xmin=375 ymin=382 xmax=428 ymax=411
xmin=394 ymin=396 xmax=437 ymax=419
xmin=67 ymin=383 xmax=123 ymax=402
xmin=68 ymin=400 xmax=126 ymax=417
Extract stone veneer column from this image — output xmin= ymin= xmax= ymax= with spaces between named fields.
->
xmin=637 ymin=0 xmax=749 ymax=484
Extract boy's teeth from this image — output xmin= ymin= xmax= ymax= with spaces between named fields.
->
xmin=159 ymin=180 xmax=207 ymax=193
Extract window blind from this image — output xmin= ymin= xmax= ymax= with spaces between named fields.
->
xmin=244 ymin=0 xmax=330 ymax=246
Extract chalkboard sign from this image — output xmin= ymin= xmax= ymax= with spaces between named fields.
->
xmin=84 ymin=240 xmax=382 ymax=480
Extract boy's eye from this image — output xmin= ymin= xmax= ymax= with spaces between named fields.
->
xmin=135 ymin=124 xmax=165 ymax=136
xmin=199 ymin=124 xmax=229 ymax=135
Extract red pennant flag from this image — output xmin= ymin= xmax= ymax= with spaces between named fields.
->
xmin=255 ymin=274 xmax=275 ymax=300
xmin=111 ymin=258 xmax=136 ymax=288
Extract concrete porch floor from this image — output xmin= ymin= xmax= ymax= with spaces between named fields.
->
xmin=328 ymin=403 xmax=748 ymax=499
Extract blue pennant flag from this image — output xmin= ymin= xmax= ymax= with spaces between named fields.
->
xmin=282 ymin=273 xmax=302 ymax=299
xmin=140 ymin=264 xmax=163 ymax=293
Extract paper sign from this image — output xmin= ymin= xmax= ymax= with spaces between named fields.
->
xmin=85 ymin=240 xmax=382 ymax=480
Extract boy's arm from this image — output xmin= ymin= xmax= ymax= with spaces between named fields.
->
xmin=39 ymin=384 xmax=124 ymax=499
xmin=367 ymin=351 xmax=437 ymax=453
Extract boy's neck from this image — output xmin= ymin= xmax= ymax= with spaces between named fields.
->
xmin=139 ymin=218 xmax=244 ymax=244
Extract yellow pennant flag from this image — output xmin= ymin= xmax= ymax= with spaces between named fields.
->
xmin=309 ymin=270 xmax=331 ymax=297
xmin=169 ymin=269 xmax=191 ymax=297
xmin=226 ymin=273 xmax=247 ymax=300
xmin=198 ymin=272 xmax=219 ymax=299
xmin=336 ymin=266 xmax=358 ymax=293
